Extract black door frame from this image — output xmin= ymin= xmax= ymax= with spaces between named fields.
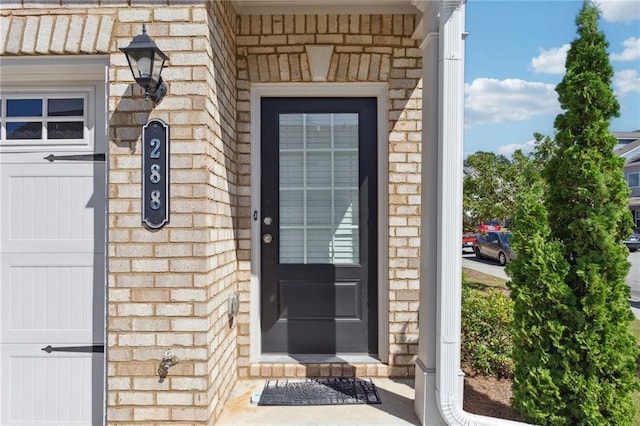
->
xmin=249 ymin=84 xmax=389 ymax=362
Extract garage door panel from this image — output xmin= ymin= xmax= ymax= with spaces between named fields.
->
xmin=1 ymin=83 xmax=105 ymax=425
xmin=3 ymin=241 xmax=100 ymax=254
xmin=1 ymin=344 xmax=100 ymax=425
xmin=1 ymin=254 xmax=103 ymax=344
xmin=1 ymin=163 xmax=102 ymax=252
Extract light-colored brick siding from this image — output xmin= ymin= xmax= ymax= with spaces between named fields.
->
xmin=1 ymin=2 xmax=424 ymax=423
xmin=108 ymin=2 xmax=239 ymax=423
xmin=2 ymin=1 xmax=240 ymax=424
xmin=235 ymin=13 xmax=422 ymax=378
xmin=0 ymin=11 xmax=115 ymax=55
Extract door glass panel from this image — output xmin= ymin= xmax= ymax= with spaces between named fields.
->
xmin=280 ymin=190 xmax=303 ymax=226
xmin=334 ymin=114 xmax=359 ymax=149
xmin=6 ymin=122 xmax=42 ymax=139
xmin=279 ymin=152 xmax=303 ymax=187
xmin=47 ymin=121 xmax=84 ymax=139
xmin=335 ymin=152 xmax=359 ymax=186
xmin=279 ymin=113 xmax=359 ymax=264
xmin=307 ymin=190 xmax=331 ymax=226
xmin=307 ymin=229 xmax=333 ymax=263
xmin=334 ymin=189 xmax=359 ymax=263
xmin=306 ymin=152 xmax=331 ymax=187
xmin=1 ymin=92 xmax=90 ymax=146
xmin=47 ymin=98 xmax=84 ymax=116
xmin=279 ymin=114 xmax=303 ymax=149
xmin=306 ymin=114 xmax=332 ymax=149
xmin=280 ymin=229 xmax=304 ymax=263
xmin=6 ymin=99 xmax=42 ymax=117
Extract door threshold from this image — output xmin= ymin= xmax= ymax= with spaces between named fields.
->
xmin=259 ymin=354 xmax=381 ymax=364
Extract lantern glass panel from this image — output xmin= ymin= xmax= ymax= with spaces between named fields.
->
xmin=151 ymin=54 xmax=165 ymax=85
xmin=128 ymin=51 xmax=153 ymax=81
xmin=137 ymin=56 xmax=152 ymax=79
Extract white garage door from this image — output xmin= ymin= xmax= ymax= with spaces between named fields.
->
xmin=0 ymin=91 xmax=105 ymax=425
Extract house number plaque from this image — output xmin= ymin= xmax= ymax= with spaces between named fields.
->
xmin=142 ymin=118 xmax=170 ymax=229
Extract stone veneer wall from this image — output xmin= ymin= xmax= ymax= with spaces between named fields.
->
xmin=1 ymin=1 xmax=240 ymax=424
xmin=235 ymin=13 xmax=422 ymax=378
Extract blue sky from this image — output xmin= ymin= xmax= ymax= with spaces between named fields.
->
xmin=464 ymin=0 xmax=640 ymax=157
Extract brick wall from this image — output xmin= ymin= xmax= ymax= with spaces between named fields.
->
xmin=108 ymin=3 xmax=239 ymax=423
xmin=235 ymin=13 xmax=422 ymax=378
xmin=1 ymin=1 xmax=240 ymax=424
xmin=0 ymin=3 xmax=424 ymax=423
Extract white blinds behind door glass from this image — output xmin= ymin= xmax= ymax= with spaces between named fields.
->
xmin=279 ymin=113 xmax=359 ymax=264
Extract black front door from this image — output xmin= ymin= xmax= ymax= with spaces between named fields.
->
xmin=260 ymin=97 xmax=378 ymax=355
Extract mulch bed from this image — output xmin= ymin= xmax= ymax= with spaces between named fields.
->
xmin=463 ymin=370 xmax=522 ymax=422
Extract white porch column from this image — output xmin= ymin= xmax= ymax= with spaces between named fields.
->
xmin=413 ymin=0 xmax=445 ymax=423
xmin=432 ymin=0 xmax=466 ymax=420
xmin=413 ymin=1 xmax=531 ymax=424
xmin=414 ymin=0 xmax=466 ymax=423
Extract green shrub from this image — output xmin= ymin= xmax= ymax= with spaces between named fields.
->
xmin=461 ymin=286 xmax=514 ymax=378
xmin=508 ymin=2 xmax=639 ymax=424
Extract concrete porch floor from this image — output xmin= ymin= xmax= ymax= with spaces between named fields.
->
xmin=215 ymin=378 xmax=420 ymax=425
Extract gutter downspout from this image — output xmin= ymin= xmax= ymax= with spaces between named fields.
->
xmin=415 ymin=1 xmax=534 ymax=424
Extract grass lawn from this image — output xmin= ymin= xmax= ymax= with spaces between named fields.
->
xmin=463 ymin=267 xmax=640 ymax=423
xmin=462 ymin=268 xmax=509 ymax=293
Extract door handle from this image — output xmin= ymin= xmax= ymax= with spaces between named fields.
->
xmin=263 ymin=234 xmax=273 ymax=244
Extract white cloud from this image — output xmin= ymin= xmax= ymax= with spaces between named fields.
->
xmin=531 ymin=44 xmax=570 ymax=74
xmin=594 ymin=0 xmax=640 ymax=22
xmin=465 ymin=78 xmax=560 ymax=127
xmin=611 ymin=37 xmax=640 ymax=61
xmin=614 ymin=69 xmax=640 ymax=97
xmin=498 ymin=139 xmax=537 ymax=157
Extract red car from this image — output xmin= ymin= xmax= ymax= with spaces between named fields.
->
xmin=478 ymin=220 xmax=502 ymax=232
xmin=462 ymin=232 xmax=477 ymax=250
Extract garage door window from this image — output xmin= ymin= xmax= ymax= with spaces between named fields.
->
xmin=1 ymin=89 xmax=91 ymax=148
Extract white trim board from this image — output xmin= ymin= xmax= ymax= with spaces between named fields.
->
xmin=249 ymin=82 xmax=389 ymax=363
xmin=0 ymin=55 xmax=110 ymax=83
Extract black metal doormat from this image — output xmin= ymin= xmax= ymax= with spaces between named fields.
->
xmin=258 ymin=377 xmax=381 ymax=406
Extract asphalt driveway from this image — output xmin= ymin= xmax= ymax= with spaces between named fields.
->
xmin=461 ymin=250 xmax=508 ymax=280
xmin=627 ymin=252 xmax=640 ymax=319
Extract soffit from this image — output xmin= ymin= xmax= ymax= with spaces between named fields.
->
xmin=231 ymin=0 xmax=419 ymax=15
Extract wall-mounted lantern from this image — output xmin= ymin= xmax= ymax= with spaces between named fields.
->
xmin=120 ymin=24 xmax=168 ymax=104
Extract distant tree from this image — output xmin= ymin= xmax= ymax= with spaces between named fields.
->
xmin=463 ymin=152 xmax=517 ymax=230
xmin=463 ymin=150 xmax=537 ymax=230
xmin=509 ymin=1 xmax=638 ymax=424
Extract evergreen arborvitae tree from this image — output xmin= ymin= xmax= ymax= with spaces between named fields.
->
xmin=507 ymin=175 xmax=571 ymax=424
xmin=509 ymin=1 xmax=638 ymax=424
